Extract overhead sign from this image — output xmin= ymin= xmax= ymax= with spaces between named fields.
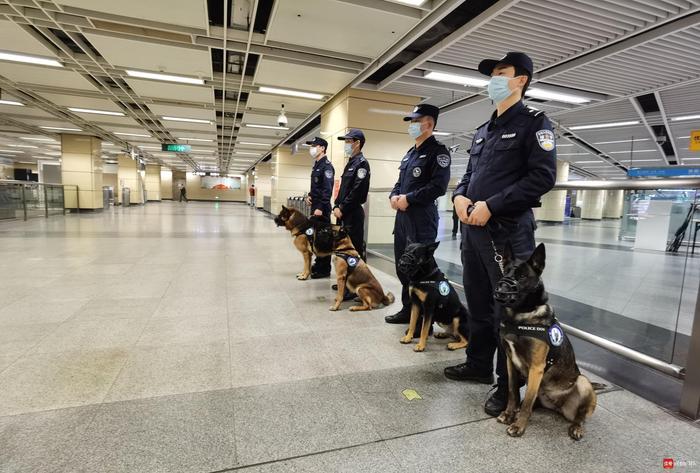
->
xmin=690 ymin=130 xmax=700 ymax=152
xmin=628 ymin=167 xmax=700 ymax=177
xmin=161 ymin=143 xmax=191 ymax=153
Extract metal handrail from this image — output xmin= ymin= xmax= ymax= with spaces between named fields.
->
xmin=0 ymin=180 xmax=78 ymax=221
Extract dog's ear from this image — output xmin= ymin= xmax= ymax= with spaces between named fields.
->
xmin=281 ymin=205 xmax=287 ymax=211
xmin=528 ymin=243 xmax=546 ymax=274
xmin=426 ymin=241 xmax=440 ymax=255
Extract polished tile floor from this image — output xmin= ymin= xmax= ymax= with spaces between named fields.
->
xmin=0 ymin=202 xmax=698 ymax=472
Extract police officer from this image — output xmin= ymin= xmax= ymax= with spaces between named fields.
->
xmin=443 ymin=52 xmax=556 ymax=417
xmin=334 ymin=129 xmax=370 ymax=261
xmin=385 ymin=104 xmax=451 ymax=325
xmin=305 ymin=136 xmax=334 ymax=278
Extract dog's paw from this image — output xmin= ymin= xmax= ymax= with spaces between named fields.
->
xmin=328 ymin=305 xmax=339 ymax=311
xmin=433 ymin=332 xmax=451 ymax=339
xmin=446 ymin=342 xmax=467 ymax=351
xmin=400 ymin=336 xmax=413 ymax=344
xmin=497 ymin=411 xmax=516 ymax=425
xmin=413 ymin=344 xmax=426 ymax=352
xmin=506 ymin=423 xmax=526 ymax=437
xmin=297 ymin=273 xmax=309 ymax=280
xmin=568 ymin=424 xmax=584 ymax=441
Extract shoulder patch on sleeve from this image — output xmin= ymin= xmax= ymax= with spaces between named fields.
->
xmin=324 ymin=169 xmax=333 ymax=179
xmin=357 ymin=168 xmax=367 ymax=179
xmin=536 ymin=129 xmax=555 ymax=151
xmin=436 ymin=154 xmax=451 ymax=168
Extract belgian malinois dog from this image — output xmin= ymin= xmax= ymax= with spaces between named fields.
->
xmin=326 ymin=226 xmax=394 ymax=312
xmin=397 ymin=241 xmax=469 ymax=352
xmin=494 ymin=243 xmax=598 ymax=440
xmin=273 ymin=206 xmax=330 ymax=280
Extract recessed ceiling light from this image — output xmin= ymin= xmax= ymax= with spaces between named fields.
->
xmin=525 ymin=88 xmax=590 ymax=104
xmin=0 ymin=51 xmax=62 ymax=67
xmin=608 ymin=149 xmax=658 ymax=154
xmin=557 ymin=144 xmax=574 ymax=147
xmin=392 ymin=0 xmax=426 ymax=5
xmin=573 ymin=160 xmax=604 ymax=163
xmin=137 ymin=146 xmax=161 ymax=150
xmin=8 ymin=144 xmax=38 ymax=148
xmin=125 ymin=70 xmax=204 ymax=85
xmin=0 ymin=99 xmax=24 ymax=106
xmin=594 ymin=138 xmax=650 ymax=145
xmin=433 ymin=131 xmax=452 ymax=136
xmin=20 ymin=136 xmax=56 ymax=142
xmin=557 ymin=153 xmax=590 ymax=156
xmin=424 ymin=71 xmax=489 ymax=87
xmin=670 ymin=114 xmax=700 ymax=122
xmin=616 ymin=159 xmax=661 ymax=162
xmin=238 ymin=141 xmax=271 ymax=146
xmin=258 ymin=86 xmax=324 ymax=100
xmin=245 ymin=123 xmax=289 ymax=130
xmin=234 ymin=151 xmax=259 ymax=156
xmin=162 ymin=116 xmax=212 ymax=124
xmin=569 ymin=121 xmax=640 ymax=130
xmin=41 ymin=126 xmax=82 ymax=132
xmin=177 ymin=137 xmax=213 ymax=142
xmin=114 ymin=132 xmax=151 ymax=137
xmin=0 ymin=149 xmax=24 ymax=153
xmin=68 ymin=107 xmax=125 ymax=116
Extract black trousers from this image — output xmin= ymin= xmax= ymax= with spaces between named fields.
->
xmin=461 ymin=211 xmax=536 ymax=387
xmin=339 ymin=207 xmax=366 ymax=261
xmin=311 ymin=209 xmax=331 ymax=274
xmin=394 ymin=207 xmax=439 ymax=311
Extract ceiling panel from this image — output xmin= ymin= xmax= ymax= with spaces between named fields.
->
xmin=0 ymin=63 xmax=98 ymax=90
xmin=56 ymin=0 xmax=208 ymax=29
xmin=437 ymin=99 xmax=495 ymax=134
xmin=246 ymin=92 xmax=319 ymax=115
xmin=0 ymin=20 xmax=58 ymax=56
xmin=254 ymin=59 xmax=353 ymax=94
xmin=148 ymin=104 xmax=215 ymax=121
xmin=126 ymin=78 xmax=214 ymax=104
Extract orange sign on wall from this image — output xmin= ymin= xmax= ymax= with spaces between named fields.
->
xmin=690 ymin=130 xmax=700 ymax=152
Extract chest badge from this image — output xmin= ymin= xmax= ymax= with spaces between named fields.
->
xmin=357 ymin=168 xmax=367 ymax=179
xmin=501 ymin=132 xmax=516 ymax=139
xmin=347 ymin=257 xmax=358 ymax=267
xmin=536 ymin=129 xmax=555 ymax=151
xmin=548 ymin=324 xmax=564 ymax=346
xmin=324 ymin=169 xmax=333 ymax=179
xmin=305 ymin=228 xmax=314 ymax=236
xmin=438 ymin=280 xmax=450 ymax=296
xmin=412 ymin=167 xmax=422 ymax=178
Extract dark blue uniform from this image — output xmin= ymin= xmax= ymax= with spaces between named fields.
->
xmin=453 ymin=100 xmax=556 ymax=387
xmin=334 ymin=153 xmax=370 ymax=260
xmin=310 ymin=156 xmax=334 ymax=273
xmin=391 ymin=135 xmax=451 ymax=310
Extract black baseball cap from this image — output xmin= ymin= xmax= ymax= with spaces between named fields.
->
xmin=403 ymin=103 xmax=439 ymax=124
xmin=305 ymin=137 xmax=328 ymax=149
xmin=337 ymin=128 xmax=365 ymax=146
xmin=478 ymin=52 xmax=533 ymax=77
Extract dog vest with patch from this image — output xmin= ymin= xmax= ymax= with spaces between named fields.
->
xmin=334 ymin=252 xmax=360 ymax=273
xmin=499 ymin=319 xmax=565 ymax=370
xmin=411 ymin=278 xmax=453 ymax=309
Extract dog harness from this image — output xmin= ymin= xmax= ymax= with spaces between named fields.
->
xmin=500 ymin=319 xmax=565 ymax=370
xmin=334 ymin=252 xmax=360 ymax=273
xmin=411 ymin=276 xmax=453 ymax=309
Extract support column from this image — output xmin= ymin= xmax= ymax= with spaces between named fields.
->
xmin=270 ymin=146 xmax=308 ymax=213
xmin=254 ymin=161 xmax=272 ymax=210
xmin=320 ymin=88 xmax=419 ymax=244
xmin=580 ymin=189 xmax=605 ymax=220
xmin=535 ymin=160 xmax=569 ymax=222
xmin=60 ymin=134 xmax=103 ymax=210
xmin=603 ymin=189 xmax=624 ymax=218
xmin=160 ymin=168 xmax=173 ymax=200
xmin=145 ymin=164 xmax=161 ymax=201
xmin=117 ymin=154 xmax=143 ymax=205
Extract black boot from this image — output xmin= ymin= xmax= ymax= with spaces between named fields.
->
xmin=443 ymin=363 xmax=494 ymax=384
xmin=385 ymin=307 xmax=410 ymax=324
xmin=484 ymin=384 xmax=509 ymax=417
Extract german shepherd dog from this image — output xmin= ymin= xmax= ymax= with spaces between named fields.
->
xmin=273 ymin=206 xmax=331 ymax=280
xmin=494 ymin=243 xmax=597 ymax=440
xmin=325 ymin=226 xmax=395 ymax=312
xmin=397 ymin=241 xmax=469 ymax=352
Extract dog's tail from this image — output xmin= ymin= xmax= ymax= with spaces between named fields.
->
xmin=591 ymin=382 xmax=607 ymax=391
xmin=382 ymin=291 xmax=395 ymax=306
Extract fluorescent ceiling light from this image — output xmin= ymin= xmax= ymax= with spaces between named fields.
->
xmin=125 ymin=70 xmax=204 ymax=85
xmin=238 ymin=141 xmax=271 ymax=146
xmin=557 ymin=144 xmax=574 ymax=147
xmin=0 ymin=149 xmax=24 ymax=154
xmin=234 ymin=151 xmax=259 ymax=156
xmin=670 ymin=114 xmax=700 ymax=122
xmin=8 ymin=144 xmax=37 ymax=148
xmin=616 ymin=159 xmax=661 ymax=162
xmin=558 ymin=153 xmax=590 ymax=156
xmin=245 ymin=123 xmax=289 ymax=130
xmin=258 ymin=86 xmax=324 ymax=100
xmin=683 ymin=158 xmax=700 ymax=161
xmin=21 ymin=137 xmax=56 ymax=142
xmin=608 ymin=149 xmax=658 ymax=154
xmin=574 ymin=160 xmax=604 ymax=163
xmin=433 ymin=131 xmax=452 ymax=136
xmin=41 ymin=126 xmax=81 ymax=132
xmin=138 ymin=146 xmax=161 ymax=150
xmin=114 ymin=132 xmax=151 ymax=137
xmin=0 ymin=99 xmax=24 ymax=106
xmin=526 ymin=88 xmax=590 ymax=104
xmin=68 ymin=107 xmax=125 ymax=116
xmin=162 ymin=116 xmax=211 ymax=124
xmin=0 ymin=51 xmax=62 ymax=67
xmin=424 ymin=71 xmax=489 ymax=87
xmin=569 ymin=121 xmax=640 ymax=130
xmin=178 ymin=137 xmax=213 ymax=142
xmin=594 ymin=138 xmax=650 ymax=145
xmin=393 ymin=0 xmax=426 ymax=5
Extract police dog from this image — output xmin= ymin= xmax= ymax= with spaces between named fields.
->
xmin=397 ymin=241 xmax=469 ymax=352
xmin=273 ymin=206 xmax=330 ymax=280
xmin=494 ymin=243 xmax=597 ymax=440
xmin=326 ymin=226 xmax=394 ymax=312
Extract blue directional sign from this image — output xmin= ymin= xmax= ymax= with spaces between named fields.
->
xmin=628 ymin=167 xmax=700 ymax=177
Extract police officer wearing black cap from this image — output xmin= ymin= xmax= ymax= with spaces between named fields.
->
xmin=443 ymin=52 xmax=556 ymax=417
xmin=385 ymin=103 xmax=451 ymax=325
xmin=305 ymin=136 xmax=334 ymax=278
xmin=334 ymin=128 xmax=370 ymax=260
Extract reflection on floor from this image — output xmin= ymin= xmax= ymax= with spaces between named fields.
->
xmin=0 ymin=202 xmax=697 ymax=472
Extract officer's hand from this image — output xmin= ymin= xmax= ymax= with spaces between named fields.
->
xmin=454 ymin=196 xmax=472 ymax=224
xmin=390 ymin=195 xmax=400 ymax=210
xmin=467 ymin=201 xmax=491 ymax=226
xmin=306 ymin=196 xmax=312 ymax=205
xmin=333 ymin=207 xmax=342 ymax=220
xmin=313 ymin=209 xmax=323 ymax=217
xmin=397 ymin=195 xmax=410 ymax=211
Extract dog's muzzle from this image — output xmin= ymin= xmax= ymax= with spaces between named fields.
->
xmin=398 ymin=253 xmax=421 ymax=278
xmin=314 ymin=227 xmax=334 ymax=252
xmin=494 ymin=276 xmax=519 ymax=305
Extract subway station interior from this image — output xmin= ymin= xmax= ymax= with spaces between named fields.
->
xmin=1 ymin=0 xmax=700 ymax=472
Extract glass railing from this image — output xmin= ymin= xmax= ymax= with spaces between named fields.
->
xmin=0 ymin=180 xmax=77 ymax=220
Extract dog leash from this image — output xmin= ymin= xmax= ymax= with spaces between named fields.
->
xmin=467 ymin=204 xmax=505 ymax=275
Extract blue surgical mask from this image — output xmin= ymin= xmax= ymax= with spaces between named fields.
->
xmin=408 ymin=122 xmax=422 ymax=139
xmin=344 ymin=143 xmax=353 ymax=157
xmin=488 ymin=75 xmax=513 ymax=103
